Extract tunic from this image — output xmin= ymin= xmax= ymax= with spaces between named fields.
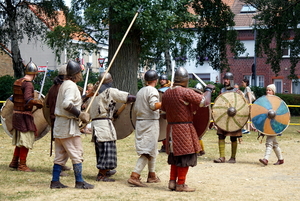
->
xmin=161 ymin=86 xmax=203 ymax=156
xmin=54 ymin=80 xmax=82 ymax=139
xmin=12 ymin=79 xmax=36 ymax=149
xmin=134 ymin=86 xmax=160 ymax=157
xmin=90 ymin=88 xmax=129 ymax=142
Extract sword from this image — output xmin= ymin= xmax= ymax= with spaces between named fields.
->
xmin=192 ymin=72 xmax=207 ymax=87
xmin=38 ymin=65 xmax=48 ymax=99
xmin=85 ymin=6 xmax=143 ymax=114
xmin=82 ymin=62 xmax=92 ymax=96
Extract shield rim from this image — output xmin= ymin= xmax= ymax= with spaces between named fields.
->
xmin=250 ymin=95 xmax=290 ymax=136
xmin=212 ymin=91 xmax=250 ymax=132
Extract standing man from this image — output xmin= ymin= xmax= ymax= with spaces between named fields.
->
xmin=9 ymin=59 xmax=43 ymax=172
xmin=213 ymin=72 xmax=242 ymax=163
xmin=158 ymin=74 xmax=171 ymax=153
xmin=89 ymin=72 xmax=136 ymax=182
xmin=161 ymin=67 xmax=214 ymax=192
xmin=50 ymin=60 xmax=94 ymax=189
xmin=45 ymin=64 xmax=71 ymax=175
xmin=127 ymin=70 xmax=161 ymax=187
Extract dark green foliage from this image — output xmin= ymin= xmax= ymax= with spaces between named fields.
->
xmin=0 ymin=75 xmax=16 ymax=100
xmin=242 ymin=0 xmax=300 ymax=80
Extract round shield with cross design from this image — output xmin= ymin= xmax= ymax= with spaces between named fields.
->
xmin=212 ymin=91 xmax=250 ymax=132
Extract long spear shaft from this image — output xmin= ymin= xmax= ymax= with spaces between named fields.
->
xmin=85 ymin=6 xmax=142 ymax=113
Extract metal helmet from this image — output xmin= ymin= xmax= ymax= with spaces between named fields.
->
xmin=223 ymin=72 xmax=234 ymax=88
xmin=159 ymin=74 xmax=168 ymax=81
xmin=174 ymin=67 xmax=189 ymax=87
xmin=66 ymin=60 xmax=81 ymax=76
xmin=58 ymin=64 xmax=67 ymax=75
xmin=195 ymin=83 xmax=203 ymax=91
xmin=24 ymin=58 xmax=38 ymax=75
xmin=144 ymin=70 xmax=158 ymax=81
xmin=98 ymin=72 xmax=113 ymax=84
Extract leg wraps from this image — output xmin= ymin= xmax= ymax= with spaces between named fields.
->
xmin=218 ymin=139 xmax=226 ymax=158
xmin=148 ymin=156 xmax=156 ymax=173
xmin=52 ymin=164 xmax=62 ymax=182
xmin=273 ymin=137 xmax=283 ymax=160
xmin=73 ymin=163 xmax=84 ymax=182
xmin=231 ymin=140 xmax=238 ymax=159
xmin=19 ymin=146 xmax=29 ymax=161
xmin=170 ymin=164 xmax=178 ymax=181
xmin=177 ymin=166 xmax=189 ymax=185
xmin=264 ymin=136 xmax=274 ymax=160
xmin=133 ymin=155 xmax=148 ymax=175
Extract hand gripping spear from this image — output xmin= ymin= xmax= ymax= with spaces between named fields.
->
xmin=79 ymin=6 xmax=143 ymax=126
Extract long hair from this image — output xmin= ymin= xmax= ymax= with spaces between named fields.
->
xmin=243 ymin=78 xmax=249 ymax=86
xmin=53 ymin=75 xmax=64 ymax=85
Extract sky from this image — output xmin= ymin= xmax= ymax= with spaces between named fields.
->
xmin=64 ymin=0 xmax=71 ymax=7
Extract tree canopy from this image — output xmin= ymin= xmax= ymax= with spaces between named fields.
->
xmin=0 ymin=0 xmax=69 ymax=78
xmin=242 ymin=0 xmax=300 ymax=79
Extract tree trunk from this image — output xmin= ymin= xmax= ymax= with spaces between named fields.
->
xmin=8 ymin=3 xmax=24 ymax=78
xmin=164 ymin=48 xmax=172 ymax=77
xmin=108 ymin=22 xmax=140 ymax=95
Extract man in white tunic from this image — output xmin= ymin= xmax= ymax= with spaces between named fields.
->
xmin=89 ymin=72 xmax=136 ymax=182
xmin=127 ymin=70 xmax=161 ymax=187
xmin=50 ymin=60 xmax=94 ymax=189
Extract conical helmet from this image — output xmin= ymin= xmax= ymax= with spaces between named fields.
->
xmin=24 ymin=58 xmax=38 ymax=75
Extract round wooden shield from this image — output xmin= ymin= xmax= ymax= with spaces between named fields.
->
xmin=250 ymin=95 xmax=290 ymax=136
xmin=130 ymin=102 xmax=166 ymax=142
xmin=1 ymin=91 xmax=51 ymax=141
xmin=193 ymin=106 xmax=211 ymax=139
xmin=42 ymin=93 xmax=51 ymax=126
xmin=114 ymin=102 xmax=136 ymax=140
xmin=212 ymin=92 xmax=250 ymax=132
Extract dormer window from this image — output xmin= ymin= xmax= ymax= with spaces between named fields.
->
xmin=240 ymin=5 xmax=257 ymax=13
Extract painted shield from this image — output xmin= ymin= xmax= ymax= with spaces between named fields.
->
xmin=250 ymin=95 xmax=290 ymax=136
xmin=114 ymin=102 xmax=136 ymax=140
xmin=212 ymin=92 xmax=250 ymax=132
xmin=193 ymin=106 xmax=211 ymax=139
xmin=1 ymin=91 xmax=51 ymax=141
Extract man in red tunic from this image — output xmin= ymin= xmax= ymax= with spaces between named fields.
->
xmin=161 ymin=67 xmax=214 ymax=192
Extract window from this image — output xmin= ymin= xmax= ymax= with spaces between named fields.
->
xmin=244 ymin=75 xmax=264 ymax=87
xmin=274 ymin=79 xmax=282 ymax=93
xmin=239 ymin=40 xmax=255 ymax=57
xmin=190 ymin=73 xmax=210 ymax=82
xmin=292 ymin=81 xmax=300 ymax=94
xmin=240 ymin=5 xmax=257 ymax=13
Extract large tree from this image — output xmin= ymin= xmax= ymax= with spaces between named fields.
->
xmin=0 ymin=0 xmax=68 ymax=78
xmin=242 ymin=0 xmax=300 ymax=79
xmin=47 ymin=0 xmax=244 ymax=94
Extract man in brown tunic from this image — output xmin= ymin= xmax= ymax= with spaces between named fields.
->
xmin=161 ymin=67 xmax=214 ymax=192
xmin=9 ymin=59 xmax=43 ymax=172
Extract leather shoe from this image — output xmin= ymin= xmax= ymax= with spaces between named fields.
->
xmin=50 ymin=181 xmax=68 ymax=189
xmin=273 ymin=159 xmax=284 ymax=165
xmin=259 ymin=158 xmax=268 ymax=165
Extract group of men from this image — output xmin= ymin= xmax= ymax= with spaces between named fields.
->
xmin=8 ymin=58 xmax=247 ymax=192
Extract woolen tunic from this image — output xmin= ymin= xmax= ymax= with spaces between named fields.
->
xmin=54 ymin=80 xmax=82 ymax=138
xmin=90 ymin=88 xmax=129 ymax=142
xmin=161 ymin=86 xmax=203 ymax=156
xmin=134 ymin=86 xmax=160 ymax=158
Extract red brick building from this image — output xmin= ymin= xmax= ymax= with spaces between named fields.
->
xmin=224 ymin=0 xmax=300 ymax=94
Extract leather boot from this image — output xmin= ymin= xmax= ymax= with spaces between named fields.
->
xmin=168 ymin=180 xmax=176 ymax=190
xmin=96 ymin=169 xmax=115 ymax=182
xmin=50 ymin=181 xmax=68 ymax=189
xmin=18 ymin=160 xmax=35 ymax=172
xmin=259 ymin=158 xmax=268 ymax=165
xmin=175 ymin=184 xmax=196 ymax=192
xmin=147 ymin=172 xmax=161 ymax=183
xmin=9 ymin=156 xmax=19 ymax=169
xmin=127 ymin=172 xmax=147 ymax=187
xmin=273 ymin=159 xmax=284 ymax=165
